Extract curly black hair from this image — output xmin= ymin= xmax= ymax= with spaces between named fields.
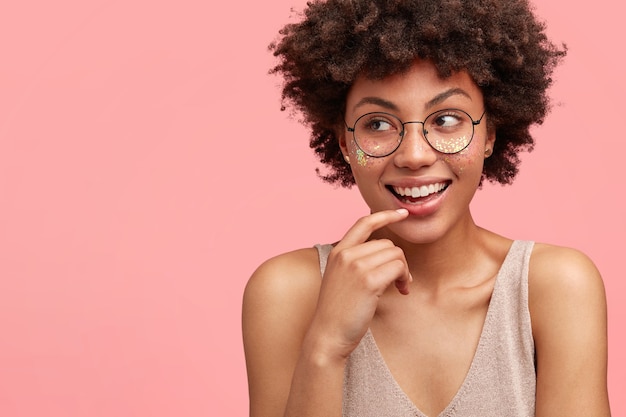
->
xmin=269 ymin=0 xmax=566 ymax=187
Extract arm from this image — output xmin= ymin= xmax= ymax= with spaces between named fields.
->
xmin=242 ymin=248 xmax=333 ymax=417
xmin=530 ymin=244 xmax=611 ymax=416
xmin=243 ymin=209 xmax=412 ymax=417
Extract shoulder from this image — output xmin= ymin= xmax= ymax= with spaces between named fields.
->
xmin=527 ymin=242 xmax=607 ymax=348
xmin=528 ymin=243 xmax=605 ymax=305
xmin=242 ymin=246 xmax=324 ymax=345
xmin=244 ymin=247 xmax=323 ymax=309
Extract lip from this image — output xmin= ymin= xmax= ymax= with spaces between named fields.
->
xmin=385 ymin=177 xmax=451 ymax=216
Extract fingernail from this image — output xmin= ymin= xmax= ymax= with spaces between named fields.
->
xmin=396 ymin=208 xmax=408 ymax=215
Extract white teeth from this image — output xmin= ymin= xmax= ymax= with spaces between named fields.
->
xmin=393 ymin=182 xmax=446 ymax=198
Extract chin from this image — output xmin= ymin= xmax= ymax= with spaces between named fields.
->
xmin=385 ymin=220 xmax=446 ymax=246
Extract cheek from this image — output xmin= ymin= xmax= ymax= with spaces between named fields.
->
xmin=348 ymin=139 xmax=385 ymax=168
xmin=439 ymin=142 xmax=484 ymax=175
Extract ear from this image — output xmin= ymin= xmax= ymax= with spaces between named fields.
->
xmin=337 ymin=125 xmax=350 ymax=162
xmin=485 ymin=127 xmax=496 ymax=157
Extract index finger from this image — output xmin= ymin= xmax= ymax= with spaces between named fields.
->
xmin=336 ymin=208 xmax=409 ymax=249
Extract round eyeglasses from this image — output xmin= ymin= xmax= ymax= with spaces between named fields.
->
xmin=345 ymin=109 xmax=486 ymax=157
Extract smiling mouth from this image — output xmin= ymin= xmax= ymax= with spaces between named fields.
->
xmin=388 ymin=182 xmax=450 ymax=203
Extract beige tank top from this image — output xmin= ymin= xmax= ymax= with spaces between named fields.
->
xmin=315 ymin=240 xmax=536 ymax=417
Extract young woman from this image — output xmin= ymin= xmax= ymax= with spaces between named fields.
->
xmin=242 ymin=1 xmax=611 ymax=416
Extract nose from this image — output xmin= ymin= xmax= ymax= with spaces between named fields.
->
xmin=392 ymin=123 xmax=438 ymax=169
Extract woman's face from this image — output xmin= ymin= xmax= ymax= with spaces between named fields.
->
xmin=340 ymin=59 xmax=495 ymax=244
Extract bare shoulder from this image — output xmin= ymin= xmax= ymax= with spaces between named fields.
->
xmin=528 ymin=243 xmax=606 ymax=324
xmin=528 ymin=242 xmax=605 ymax=302
xmin=242 ymin=247 xmax=326 ymax=415
xmin=243 ymin=247 xmax=324 ymax=339
xmin=243 ymin=246 xmax=323 ymax=317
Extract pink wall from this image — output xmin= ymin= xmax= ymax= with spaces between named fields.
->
xmin=0 ymin=1 xmax=623 ymax=415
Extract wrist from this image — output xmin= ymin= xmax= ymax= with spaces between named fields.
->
xmin=300 ymin=325 xmax=352 ymax=368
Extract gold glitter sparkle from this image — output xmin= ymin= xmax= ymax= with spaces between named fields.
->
xmin=356 ymin=149 xmax=368 ymax=166
xmin=432 ymin=135 xmax=469 ymax=153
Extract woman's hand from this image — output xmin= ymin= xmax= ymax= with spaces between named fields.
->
xmin=306 ymin=208 xmax=411 ymax=361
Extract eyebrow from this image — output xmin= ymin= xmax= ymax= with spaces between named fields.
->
xmin=425 ymin=88 xmax=472 ymax=109
xmin=352 ymin=96 xmax=399 ymax=112
xmin=351 ymin=88 xmax=473 ymax=113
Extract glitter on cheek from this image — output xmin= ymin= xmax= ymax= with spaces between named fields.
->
xmin=348 ymin=138 xmax=371 ymax=167
xmin=432 ymin=135 xmax=469 ymax=154
xmin=439 ymin=145 xmax=481 ymax=175
xmin=348 ymin=139 xmax=387 ymax=169
xmin=439 ymin=154 xmax=464 ymax=173
xmin=356 ymin=149 xmax=368 ymax=166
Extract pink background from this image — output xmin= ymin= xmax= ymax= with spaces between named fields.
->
xmin=0 ymin=1 xmax=623 ymax=415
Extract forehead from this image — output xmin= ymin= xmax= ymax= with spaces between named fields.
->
xmin=346 ymin=59 xmax=483 ymax=114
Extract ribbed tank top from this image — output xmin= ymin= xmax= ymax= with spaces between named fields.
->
xmin=315 ymin=240 xmax=536 ymax=417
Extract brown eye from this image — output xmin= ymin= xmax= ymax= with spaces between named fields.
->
xmin=432 ymin=112 xmax=463 ymax=127
xmin=366 ymin=118 xmax=394 ymax=132
xmin=434 ymin=115 xmax=460 ymax=127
